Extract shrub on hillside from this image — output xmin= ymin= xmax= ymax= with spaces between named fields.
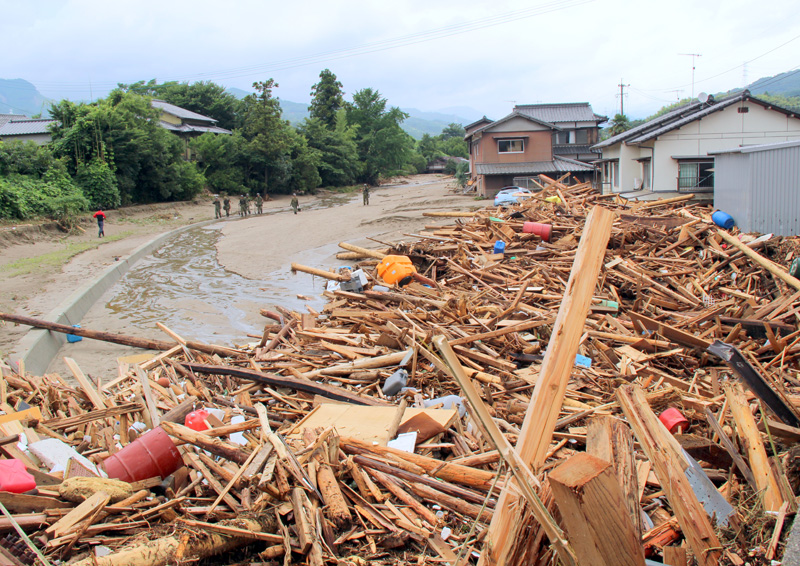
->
xmin=76 ymin=158 xmax=120 ymax=209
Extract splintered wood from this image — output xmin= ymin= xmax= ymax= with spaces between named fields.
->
xmin=2 ymin=174 xmax=800 ymax=565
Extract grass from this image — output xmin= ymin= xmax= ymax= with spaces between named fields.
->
xmin=1 ymin=231 xmax=133 ymax=278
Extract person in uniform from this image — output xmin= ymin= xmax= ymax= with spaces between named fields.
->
xmin=290 ymin=193 xmax=299 ymax=215
xmin=244 ymin=195 xmax=251 ymax=216
xmin=223 ymin=194 xmax=231 ymax=217
xmin=239 ymin=195 xmax=246 ymax=217
xmin=362 ymin=183 xmax=370 ymax=206
xmin=213 ymin=195 xmax=221 ymax=219
xmin=255 ymin=194 xmax=263 ymax=214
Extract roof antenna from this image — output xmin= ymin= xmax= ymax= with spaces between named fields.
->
xmin=679 ymin=53 xmax=702 ymax=98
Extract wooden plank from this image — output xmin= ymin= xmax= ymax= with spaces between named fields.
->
xmin=724 ymin=383 xmax=784 ymax=512
xmin=481 ymin=205 xmax=615 ymax=566
xmin=63 ymin=357 xmax=108 ymax=410
xmin=45 ymin=491 xmax=110 ymax=539
xmin=627 ymin=312 xmax=711 ymax=350
xmin=549 ymin=453 xmax=645 ymax=566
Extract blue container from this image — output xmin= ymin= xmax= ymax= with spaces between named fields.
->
xmin=493 ymin=240 xmax=506 ymax=254
xmin=66 ymin=324 xmax=82 ymax=343
xmin=711 ymin=210 xmax=735 ymax=230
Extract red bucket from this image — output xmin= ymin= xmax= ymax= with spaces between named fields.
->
xmin=522 ymin=222 xmax=552 ymax=242
xmin=659 ymin=408 xmax=689 ymax=434
xmin=102 ymin=426 xmax=183 ymax=482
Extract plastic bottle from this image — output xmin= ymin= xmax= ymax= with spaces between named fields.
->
xmin=382 ymin=369 xmax=408 ymax=396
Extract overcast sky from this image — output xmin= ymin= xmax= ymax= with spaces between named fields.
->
xmin=3 ymin=0 xmax=799 ymax=122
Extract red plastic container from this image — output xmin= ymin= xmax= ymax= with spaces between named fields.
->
xmin=103 ymin=427 xmax=183 ymax=482
xmin=659 ymin=407 xmax=689 ymax=434
xmin=523 ymin=222 xmax=552 ymax=242
xmin=0 ymin=459 xmax=36 ymax=493
xmin=185 ymin=409 xmax=211 ymax=431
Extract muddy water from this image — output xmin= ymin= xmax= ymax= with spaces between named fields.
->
xmin=105 ymin=225 xmax=331 ymax=347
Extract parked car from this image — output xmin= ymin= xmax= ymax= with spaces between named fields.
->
xmin=494 ymin=186 xmax=533 ymax=206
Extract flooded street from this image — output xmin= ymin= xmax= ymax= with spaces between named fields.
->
xmin=104 ymin=226 xmax=329 ymax=347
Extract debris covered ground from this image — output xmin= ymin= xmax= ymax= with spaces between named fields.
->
xmin=1 ymin=174 xmax=800 ymax=566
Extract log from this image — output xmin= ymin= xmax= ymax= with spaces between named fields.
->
xmin=549 ymin=453 xmax=646 ymax=566
xmin=338 ymin=242 xmax=387 ymax=259
xmin=290 ymin=262 xmax=350 ymax=282
xmin=316 ymin=462 xmax=352 ymax=528
xmin=160 ymin=421 xmax=250 ymax=465
xmin=422 ymin=211 xmax=477 ymax=217
xmin=0 ymin=312 xmax=241 ymax=358
xmin=182 ymin=363 xmax=388 ymax=406
xmin=69 ymin=517 xmax=266 ymax=566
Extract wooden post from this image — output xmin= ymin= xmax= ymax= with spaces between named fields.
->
xmin=587 ymin=415 xmax=642 ymax=541
xmin=480 ymin=205 xmax=615 ymax=566
xmin=617 ymin=385 xmax=721 ymax=566
xmin=724 ymin=382 xmax=785 ymax=511
xmin=549 ymin=453 xmax=646 ymax=566
xmin=338 ymin=242 xmax=387 ymax=259
xmin=290 ymin=263 xmax=350 ymax=282
xmin=717 ymin=229 xmax=800 ymax=292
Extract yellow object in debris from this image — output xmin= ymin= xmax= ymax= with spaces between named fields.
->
xmin=377 ymin=255 xmax=416 ymax=285
xmin=545 ymin=196 xmax=562 ymax=204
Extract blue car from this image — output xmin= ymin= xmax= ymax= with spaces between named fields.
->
xmin=494 ymin=186 xmax=533 ymax=206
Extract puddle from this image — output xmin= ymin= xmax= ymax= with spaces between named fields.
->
xmin=105 ymin=226 xmax=335 ymax=346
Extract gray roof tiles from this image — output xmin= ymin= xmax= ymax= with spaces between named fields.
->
xmin=151 ymin=99 xmax=219 ymax=123
xmin=475 ymin=157 xmax=594 ymax=175
xmin=0 ymin=118 xmax=58 ymax=136
xmin=514 ymin=103 xmax=606 ymax=124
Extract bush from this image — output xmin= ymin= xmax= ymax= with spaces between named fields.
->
xmin=167 ymin=160 xmax=205 ymax=201
xmin=76 ymin=158 xmax=120 ymax=209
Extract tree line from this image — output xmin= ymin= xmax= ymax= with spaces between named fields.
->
xmin=0 ymin=69 xmax=468 ymax=220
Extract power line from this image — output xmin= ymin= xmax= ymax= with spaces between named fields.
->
xmin=10 ymin=0 xmax=596 ymax=93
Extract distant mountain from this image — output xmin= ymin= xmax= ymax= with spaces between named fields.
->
xmin=226 ymin=87 xmax=252 ymax=100
xmin=278 ymin=99 xmax=312 ymax=124
xmin=0 ymin=79 xmax=54 ymax=117
xmin=747 ymin=70 xmax=800 ymax=98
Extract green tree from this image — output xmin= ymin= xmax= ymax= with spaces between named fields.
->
xmin=75 ymin=157 xmax=119 ymax=209
xmin=607 ymin=113 xmax=632 ymax=137
xmin=440 ymin=122 xmax=466 ymax=140
xmin=298 ymin=112 xmax=360 ymax=187
xmin=346 ymin=88 xmax=414 ymax=184
xmin=309 ymin=69 xmax=345 ymax=129
xmin=190 ymin=131 xmax=248 ymax=194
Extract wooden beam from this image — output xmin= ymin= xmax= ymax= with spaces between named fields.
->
xmin=717 ymin=229 xmax=800 ymax=292
xmin=724 ymin=382 xmax=784 ymax=512
xmin=617 ymin=385 xmax=721 ymax=566
xmin=549 ymin=453 xmax=646 ymax=566
xmin=480 ymin=205 xmax=615 ymax=566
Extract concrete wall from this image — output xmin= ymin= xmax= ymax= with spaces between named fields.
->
xmin=14 ymin=219 xmax=217 ymax=376
xmin=0 ymin=133 xmax=52 ymax=145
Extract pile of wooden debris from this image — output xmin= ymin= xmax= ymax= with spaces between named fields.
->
xmin=1 ymin=175 xmax=800 ymax=566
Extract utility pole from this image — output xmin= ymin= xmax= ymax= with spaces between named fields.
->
xmin=679 ymin=53 xmax=702 ymax=98
xmin=617 ymin=79 xmax=630 ymax=116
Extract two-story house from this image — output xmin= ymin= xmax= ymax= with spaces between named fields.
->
xmin=464 ymin=103 xmax=606 ymax=198
xmin=151 ymin=99 xmax=231 ymax=160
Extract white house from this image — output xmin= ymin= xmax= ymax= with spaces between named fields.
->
xmin=592 ymin=91 xmax=800 ymax=195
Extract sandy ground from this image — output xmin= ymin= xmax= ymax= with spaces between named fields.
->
xmin=0 ymin=175 xmax=480 ymax=378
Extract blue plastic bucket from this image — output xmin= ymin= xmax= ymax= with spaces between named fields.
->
xmin=711 ymin=210 xmax=735 ymax=230
xmin=493 ymin=240 xmax=506 ymax=254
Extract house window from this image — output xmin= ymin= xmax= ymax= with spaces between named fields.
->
xmin=603 ymin=160 xmax=619 ymax=191
xmin=498 ymin=139 xmax=524 ymax=153
xmin=678 ymin=160 xmax=714 ymax=192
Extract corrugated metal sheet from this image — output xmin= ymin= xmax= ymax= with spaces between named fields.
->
xmin=151 ymin=99 xmax=218 ymax=123
xmin=715 ymin=143 xmax=800 ymax=236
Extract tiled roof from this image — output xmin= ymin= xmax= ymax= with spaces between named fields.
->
xmin=592 ymin=90 xmax=800 ymax=150
xmin=553 ymin=144 xmax=599 ymax=155
xmin=514 ymin=103 xmax=606 ymax=124
xmin=476 ymin=157 xmax=595 ymax=175
xmin=471 ymin=111 xmax=559 ymax=136
xmin=0 ymin=118 xmax=57 ymax=136
xmin=158 ymin=121 xmax=231 ymax=135
xmin=0 ymin=114 xmax=27 ymax=128
xmin=151 ymin=99 xmax=218 ymax=124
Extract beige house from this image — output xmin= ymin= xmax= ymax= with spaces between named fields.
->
xmin=151 ymin=99 xmax=231 ymax=159
xmin=592 ymin=90 xmax=800 ymax=195
xmin=465 ymin=103 xmax=605 ymax=198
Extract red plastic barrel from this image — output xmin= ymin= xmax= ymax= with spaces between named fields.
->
xmin=659 ymin=407 xmax=689 ymax=434
xmin=102 ymin=426 xmax=183 ymax=482
xmin=0 ymin=459 xmax=36 ymax=493
xmin=522 ymin=222 xmax=552 ymax=242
